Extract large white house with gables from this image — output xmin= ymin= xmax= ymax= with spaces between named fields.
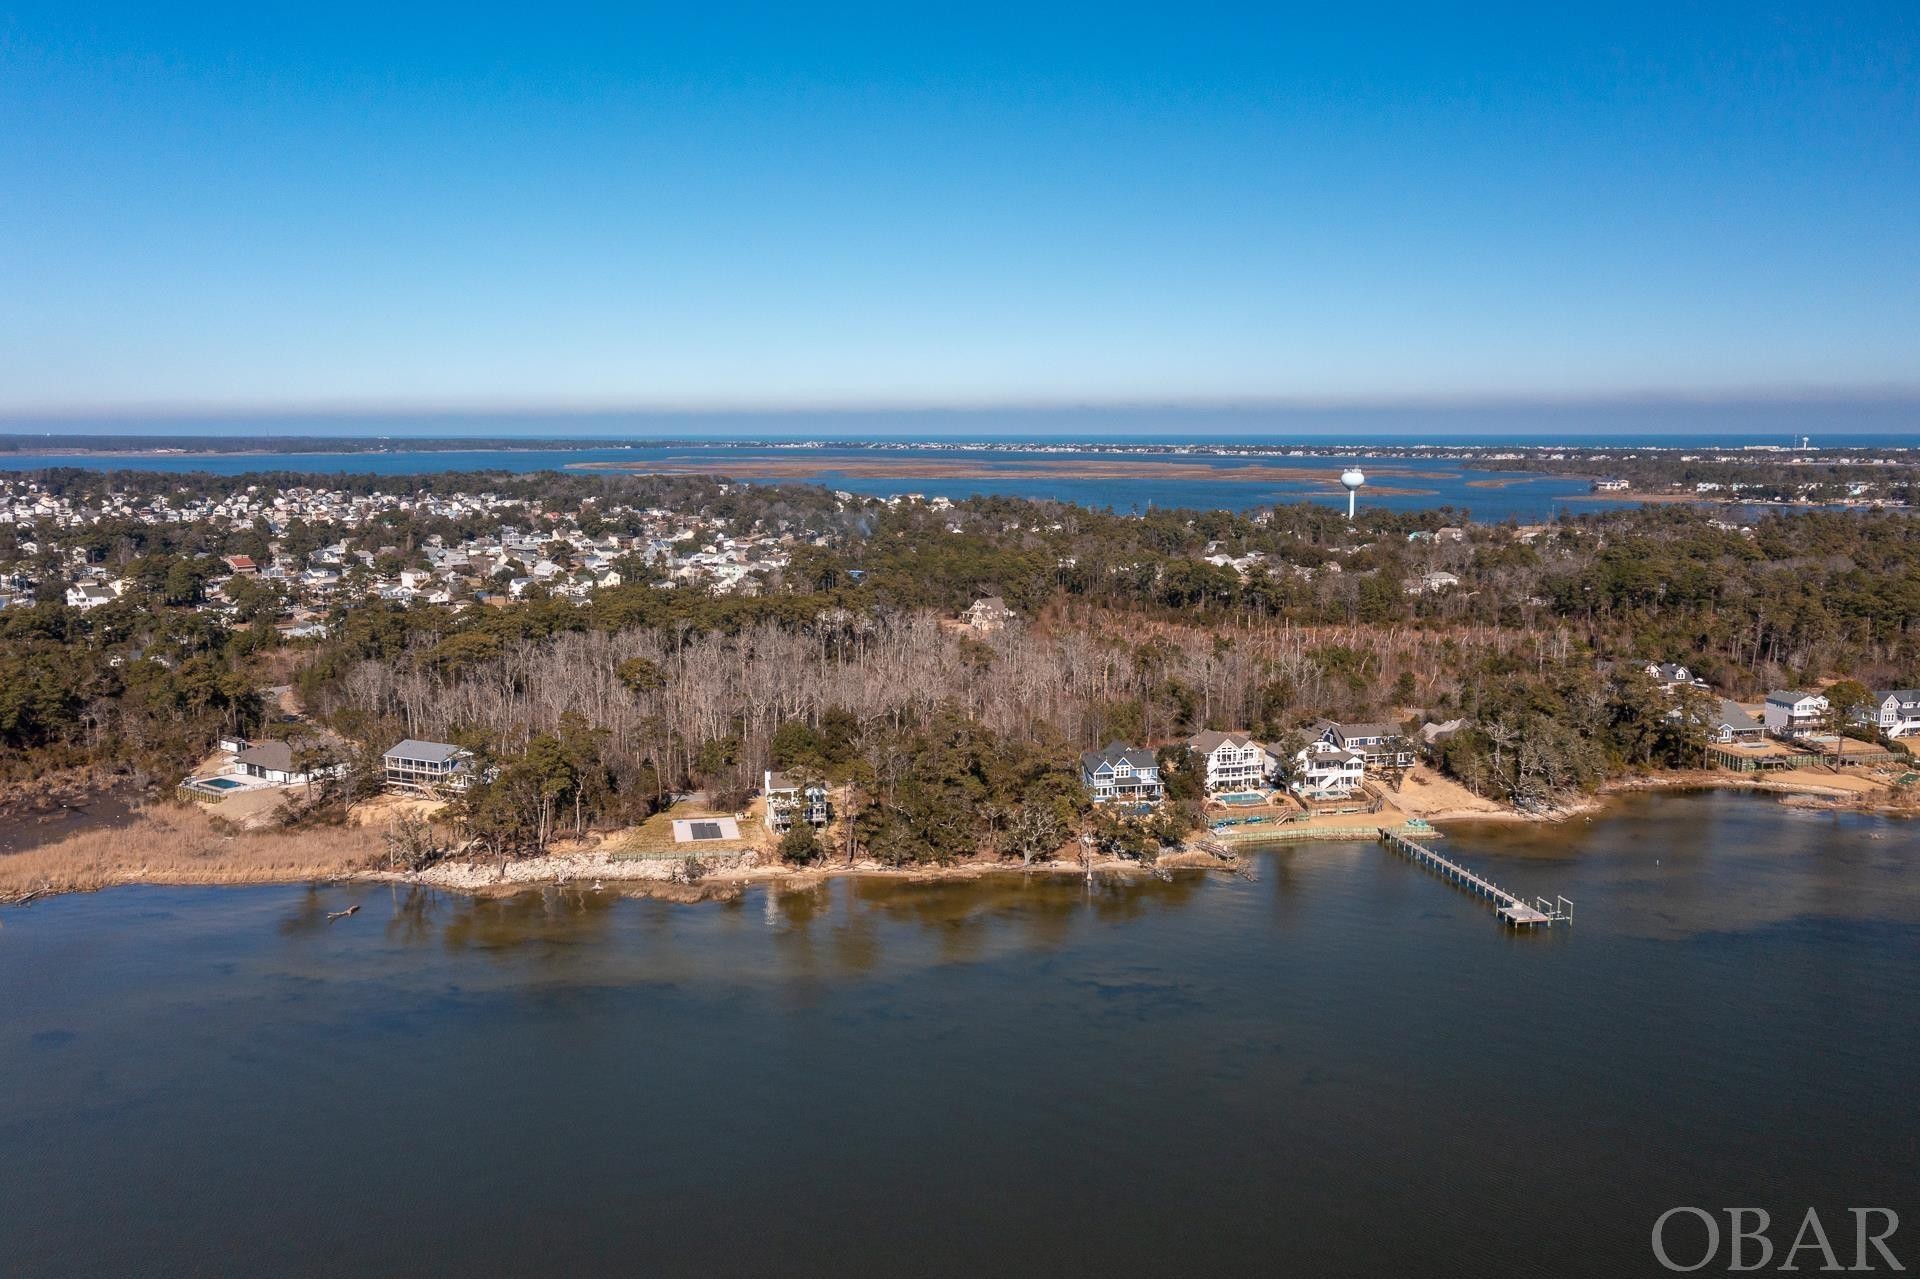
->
xmin=1290 ymin=741 xmax=1365 ymax=799
xmin=1080 ymin=742 xmax=1164 ymax=805
xmin=1183 ymin=730 xmax=1271 ymax=792
xmin=1868 ymin=689 xmax=1920 ymax=738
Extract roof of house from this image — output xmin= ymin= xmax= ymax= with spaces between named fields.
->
xmin=234 ymin=736 xmax=338 ymax=772
xmin=1186 ymin=729 xmax=1252 ymax=754
xmin=1875 ymin=688 xmax=1920 ymax=704
xmin=1323 ymin=721 xmax=1398 ymax=742
xmin=384 ymin=738 xmax=466 ymax=763
xmin=1714 ymin=700 xmax=1763 ymax=731
xmin=1081 ymin=742 xmax=1157 ymax=772
xmin=1766 ymin=689 xmax=1823 ymax=704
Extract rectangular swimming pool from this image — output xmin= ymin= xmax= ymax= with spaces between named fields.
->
xmin=1217 ymin=792 xmax=1267 ymax=806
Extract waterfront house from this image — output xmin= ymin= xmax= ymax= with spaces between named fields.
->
xmin=1183 ymin=730 xmax=1270 ymax=793
xmin=763 ymin=770 xmax=830 ymax=832
xmin=1762 ymin=691 xmax=1828 ymax=736
xmin=1868 ymin=689 xmax=1920 ymax=739
xmin=1592 ymin=478 xmax=1631 ymax=492
xmin=1080 ymin=742 xmax=1164 ymax=805
xmin=1706 ymin=699 xmax=1766 ymax=744
xmin=234 ymin=737 xmax=347 ymax=785
xmin=1313 ymin=722 xmax=1415 ymax=769
xmin=1290 ymin=741 xmax=1365 ymax=799
xmin=382 ymin=739 xmax=475 ymax=791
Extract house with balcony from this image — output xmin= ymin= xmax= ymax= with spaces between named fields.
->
xmin=1183 ymin=730 xmax=1270 ymax=793
xmin=1763 ymin=691 xmax=1828 ymax=737
xmin=1080 ymin=742 xmax=1164 ymax=805
xmin=1868 ymin=689 xmax=1920 ymax=739
xmin=764 ymin=770 xmax=830 ymax=833
xmin=382 ymin=739 xmax=476 ymax=792
xmin=1290 ymin=741 xmax=1365 ymax=799
xmin=1312 ymin=721 xmax=1415 ymax=769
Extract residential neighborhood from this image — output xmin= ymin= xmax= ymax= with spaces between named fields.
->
xmin=1 ymin=475 xmax=803 ymax=630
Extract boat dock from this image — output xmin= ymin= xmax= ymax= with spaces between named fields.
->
xmin=1378 ymin=828 xmax=1571 ymax=928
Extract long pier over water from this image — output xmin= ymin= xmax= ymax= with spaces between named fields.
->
xmin=1378 ymin=828 xmax=1571 ymax=928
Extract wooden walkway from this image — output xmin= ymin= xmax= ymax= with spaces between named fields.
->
xmin=1378 ymin=828 xmax=1571 ymax=928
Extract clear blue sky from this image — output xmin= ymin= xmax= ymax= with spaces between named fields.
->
xmin=2 ymin=2 xmax=1916 ymax=419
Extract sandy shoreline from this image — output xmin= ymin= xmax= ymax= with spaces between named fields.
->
xmin=2 ymin=767 xmax=1906 ymax=906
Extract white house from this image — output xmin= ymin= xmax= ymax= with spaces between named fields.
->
xmin=1763 ymin=691 xmax=1828 ymax=736
xmin=962 ymin=596 xmax=1016 ymax=634
xmin=1184 ymin=730 xmax=1269 ymax=792
xmin=232 ymin=738 xmax=347 ymax=785
xmin=1291 ymin=741 xmax=1365 ymax=799
xmin=1868 ymin=689 xmax=1920 ymax=738
xmin=1080 ymin=742 xmax=1164 ymax=805
xmin=65 ymin=581 xmax=117 ymax=610
xmin=764 ymin=770 xmax=830 ymax=832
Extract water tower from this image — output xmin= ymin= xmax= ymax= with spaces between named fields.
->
xmin=1340 ymin=467 xmax=1366 ymax=519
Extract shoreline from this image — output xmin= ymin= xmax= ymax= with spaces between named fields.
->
xmin=3 ymin=771 xmax=1907 ymax=907
xmin=3 ymin=760 xmax=1904 ymax=902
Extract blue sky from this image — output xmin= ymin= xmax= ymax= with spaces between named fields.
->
xmin=1 ymin=2 xmax=1916 ymax=423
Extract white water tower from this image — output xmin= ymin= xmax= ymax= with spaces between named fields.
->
xmin=1340 ymin=466 xmax=1366 ymax=519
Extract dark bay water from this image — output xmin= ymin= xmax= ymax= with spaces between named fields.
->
xmin=3 ymin=790 xmax=1915 ymax=1277
xmin=0 ymin=444 xmax=1630 ymax=520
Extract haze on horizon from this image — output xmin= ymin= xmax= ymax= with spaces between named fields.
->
xmin=2 ymin=2 xmax=1916 ymax=423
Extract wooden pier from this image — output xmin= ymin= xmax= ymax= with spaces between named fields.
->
xmin=1378 ymin=828 xmax=1571 ymax=928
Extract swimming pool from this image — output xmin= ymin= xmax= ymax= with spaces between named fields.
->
xmin=1216 ymin=792 xmax=1267 ymax=806
xmin=199 ymin=777 xmax=244 ymax=790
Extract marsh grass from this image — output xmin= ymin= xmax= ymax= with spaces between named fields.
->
xmin=0 ymin=801 xmax=383 ymax=902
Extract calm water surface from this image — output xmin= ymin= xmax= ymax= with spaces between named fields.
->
xmin=3 ymin=790 xmax=1915 ymax=1277
xmin=0 ymin=444 xmax=1631 ymax=520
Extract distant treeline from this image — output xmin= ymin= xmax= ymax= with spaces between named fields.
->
xmin=0 ymin=435 xmax=685 ymax=454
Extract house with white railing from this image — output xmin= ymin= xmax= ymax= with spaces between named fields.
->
xmin=1290 ymin=741 xmax=1365 ymax=799
xmin=1868 ymin=689 xmax=1920 ymax=739
xmin=1080 ymin=743 xmax=1164 ymax=805
xmin=1184 ymin=730 xmax=1270 ymax=792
